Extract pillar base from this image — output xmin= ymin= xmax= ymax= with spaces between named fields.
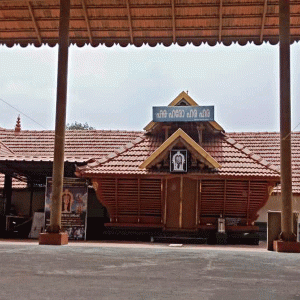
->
xmin=273 ymin=240 xmax=300 ymax=253
xmin=39 ymin=232 xmax=68 ymax=245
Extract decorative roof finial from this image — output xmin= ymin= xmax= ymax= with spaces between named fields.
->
xmin=15 ymin=115 xmax=21 ymax=133
xmin=186 ymin=90 xmax=188 ymax=95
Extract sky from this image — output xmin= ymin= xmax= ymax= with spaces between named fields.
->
xmin=0 ymin=42 xmax=300 ymax=133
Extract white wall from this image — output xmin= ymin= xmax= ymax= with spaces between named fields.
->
xmin=257 ymin=194 xmax=300 ymax=222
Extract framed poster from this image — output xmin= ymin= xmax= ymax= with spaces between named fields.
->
xmin=45 ymin=178 xmax=88 ymax=240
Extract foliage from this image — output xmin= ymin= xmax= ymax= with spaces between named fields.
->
xmin=66 ymin=121 xmax=95 ymax=130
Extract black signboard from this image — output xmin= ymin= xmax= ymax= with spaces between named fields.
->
xmin=170 ymin=150 xmax=187 ymax=172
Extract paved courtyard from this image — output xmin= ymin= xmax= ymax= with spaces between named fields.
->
xmin=0 ymin=240 xmax=300 ymax=300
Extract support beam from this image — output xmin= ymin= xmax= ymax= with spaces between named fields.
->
xmin=126 ymin=0 xmax=134 ymax=44
xmin=279 ymin=0 xmax=294 ymax=242
xmin=29 ymin=181 xmax=34 ymax=217
xmin=171 ymin=0 xmax=176 ymax=43
xmin=260 ymin=0 xmax=268 ymax=43
xmin=4 ymin=174 xmax=12 ymax=215
xmin=27 ymin=1 xmax=42 ymax=45
xmin=81 ymin=0 xmax=93 ymax=45
xmin=218 ymin=0 xmax=223 ymax=42
xmin=48 ymin=0 xmax=70 ymax=234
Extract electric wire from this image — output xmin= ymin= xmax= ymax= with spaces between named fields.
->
xmin=0 ymin=97 xmax=47 ymax=130
xmin=282 ymin=121 xmax=300 ymax=140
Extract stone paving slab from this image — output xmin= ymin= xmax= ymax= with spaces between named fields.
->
xmin=0 ymin=240 xmax=299 ymax=300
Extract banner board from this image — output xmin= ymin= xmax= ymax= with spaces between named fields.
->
xmin=45 ymin=178 xmax=88 ymax=240
xmin=153 ymin=106 xmax=214 ymax=122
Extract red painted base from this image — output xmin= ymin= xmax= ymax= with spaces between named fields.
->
xmin=273 ymin=240 xmax=300 ymax=253
xmin=39 ymin=232 xmax=68 ymax=245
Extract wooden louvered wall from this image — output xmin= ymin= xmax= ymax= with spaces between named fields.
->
xmin=93 ymin=176 xmax=272 ymax=229
xmin=94 ymin=177 xmax=163 ymax=226
xmin=200 ymin=179 xmax=270 ymax=226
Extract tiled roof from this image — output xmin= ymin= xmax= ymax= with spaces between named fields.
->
xmin=0 ymin=128 xmax=143 ymax=188
xmin=0 ymin=128 xmax=143 ymax=162
xmin=2 ymin=127 xmax=299 ymax=192
xmin=227 ymin=132 xmax=300 ymax=194
xmin=77 ymin=133 xmax=280 ymax=179
xmin=0 ymin=141 xmax=14 ymax=156
xmin=0 ymin=174 xmax=27 ymax=190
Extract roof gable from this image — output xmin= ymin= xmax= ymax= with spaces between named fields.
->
xmin=139 ymin=128 xmax=221 ymax=170
xmin=168 ymin=91 xmax=199 ymax=107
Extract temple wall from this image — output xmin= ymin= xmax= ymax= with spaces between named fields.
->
xmin=257 ymin=194 xmax=300 ymax=223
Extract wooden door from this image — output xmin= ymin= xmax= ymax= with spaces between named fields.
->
xmin=182 ymin=177 xmax=197 ymax=229
xmin=165 ymin=177 xmax=197 ymax=230
xmin=165 ymin=177 xmax=181 ymax=229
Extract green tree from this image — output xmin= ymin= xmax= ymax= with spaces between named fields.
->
xmin=66 ymin=121 xmax=95 ymax=130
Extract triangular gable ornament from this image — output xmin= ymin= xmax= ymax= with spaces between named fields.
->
xmin=139 ymin=128 xmax=221 ymax=170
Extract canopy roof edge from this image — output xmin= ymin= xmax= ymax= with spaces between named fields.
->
xmin=1 ymin=0 xmax=300 ymax=48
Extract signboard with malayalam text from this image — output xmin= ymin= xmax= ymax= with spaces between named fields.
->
xmin=153 ymin=106 xmax=214 ymax=123
xmin=45 ymin=178 xmax=88 ymax=240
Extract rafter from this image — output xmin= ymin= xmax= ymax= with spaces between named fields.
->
xmin=171 ymin=0 xmax=176 ymax=43
xmin=260 ymin=0 xmax=268 ymax=43
xmin=81 ymin=0 xmax=93 ymax=44
xmin=218 ymin=0 xmax=223 ymax=42
xmin=27 ymin=1 xmax=42 ymax=44
xmin=126 ymin=0 xmax=134 ymax=44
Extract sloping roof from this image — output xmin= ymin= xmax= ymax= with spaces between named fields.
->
xmin=227 ymin=131 xmax=300 ymax=194
xmin=0 ymin=174 xmax=27 ymax=189
xmin=139 ymin=128 xmax=221 ymax=169
xmin=1 ymin=0 xmax=300 ymax=48
xmin=0 ymin=128 xmax=143 ymax=163
xmin=76 ymin=131 xmax=280 ymax=179
xmin=0 ymin=141 xmax=14 ymax=155
xmin=2 ymin=127 xmax=300 ymax=191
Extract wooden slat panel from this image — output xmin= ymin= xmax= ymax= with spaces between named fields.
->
xmin=140 ymin=178 xmax=162 ymax=218
xmin=98 ymin=178 xmax=116 ymax=217
xmin=201 ymin=180 xmax=225 ymax=217
xmin=225 ymin=180 xmax=248 ymax=217
xmin=117 ymin=178 xmax=138 ymax=215
xmin=248 ymin=181 xmax=269 ymax=220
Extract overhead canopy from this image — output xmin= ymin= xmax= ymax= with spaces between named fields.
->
xmin=1 ymin=0 xmax=300 ymax=48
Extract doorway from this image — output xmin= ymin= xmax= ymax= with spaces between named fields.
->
xmin=165 ymin=177 xmax=198 ymax=230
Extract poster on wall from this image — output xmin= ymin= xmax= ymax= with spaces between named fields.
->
xmin=45 ymin=178 xmax=88 ymax=240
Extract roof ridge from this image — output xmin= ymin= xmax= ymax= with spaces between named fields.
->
xmin=76 ymin=135 xmax=146 ymax=174
xmin=223 ymin=133 xmax=280 ymax=174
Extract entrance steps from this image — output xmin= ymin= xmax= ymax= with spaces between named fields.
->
xmin=152 ymin=232 xmax=207 ymax=244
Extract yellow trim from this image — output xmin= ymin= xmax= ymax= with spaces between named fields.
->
xmin=139 ymin=128 xmax=221 ymax=169
xmin=209 ymin=121 xmax=224 ymax=132
xmin=143 ymin=91 xmax=224 ymax=132
xmin=168 ymin=91 xmax=198 ymax=107
xmin=144 ymin=121 xmax=155 ymax=132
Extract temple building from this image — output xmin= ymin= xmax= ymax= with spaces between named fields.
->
xmin=0 ymin=92 xmax=299 ymax=242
